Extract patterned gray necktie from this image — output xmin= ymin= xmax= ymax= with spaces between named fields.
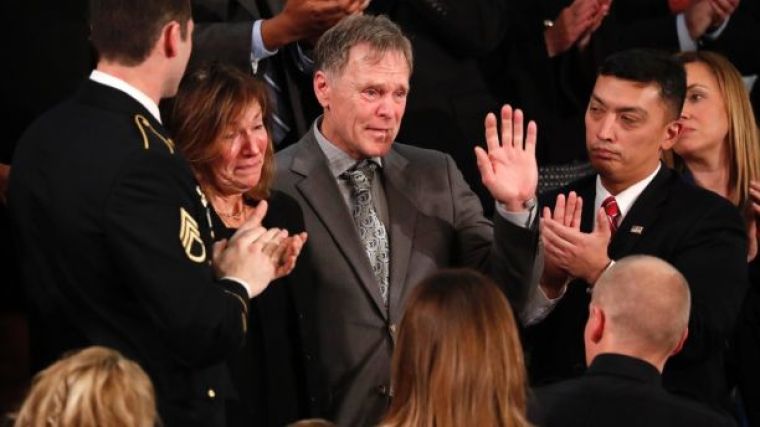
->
xmin=342 ymin=162 xmax=390 ymax=305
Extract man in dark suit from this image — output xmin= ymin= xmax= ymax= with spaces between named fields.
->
xmin=190 ymin=0 xmax=365 ymax=146
xmin=274 ymin=15 xmax=540 ymax=426
xmin=8 ymin=1 xmax=295 ymax=425
xmin=529 ymin=255 xmax=736 ymax=427
xmin=525 ymin=49 xmax=748 ymax=412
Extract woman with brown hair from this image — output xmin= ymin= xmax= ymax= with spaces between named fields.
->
xmin=171 ymin=63 xmax=320 ymax=427
xmin=381 ymin=269 xmax=531 ymax=427
xmin=12 ymin=346 xmax=157 ymax=427
xmin=669 ymin=50 xmax=760 ymax=426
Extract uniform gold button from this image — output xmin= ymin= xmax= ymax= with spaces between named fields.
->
xmin=207 ymin=388 xmax=216 ymax=399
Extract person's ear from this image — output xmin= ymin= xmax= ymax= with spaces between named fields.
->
xmin=313 ymin=71 xmax=331 ymax=110
xmin=588 ymin=305 xmax=606 ymax=344
xmin=670 ymin=327 xmax=689 ymax=357
xmin=660 ymin=118 xmax=682 ymax=151
xmin=162 ymin=21 xmax=182 ymax=58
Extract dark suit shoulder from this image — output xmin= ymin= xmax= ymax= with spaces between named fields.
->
xmin=532 ymin=377 xmax=736 ymax=427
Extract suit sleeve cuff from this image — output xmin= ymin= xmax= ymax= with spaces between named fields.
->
xmin=222 ymin=276 xmax=254 ymax=299
xmin=496 ymin=201 xmax=537 ymax=229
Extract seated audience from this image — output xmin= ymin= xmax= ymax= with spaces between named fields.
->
xmin=11 ymin=346 xmax=157 ymax=427
xmin=668 ymin=50 xmax=760 ymax=425
xmin=171 ymin=63 xmax=314 ymax=427
xmin=525 ymin=49 xmax=748 ymax=412
xmin=529 ymin=255 xmax=736 ymax=427
xmin=381 ymin=269 xmax=531 ymax=427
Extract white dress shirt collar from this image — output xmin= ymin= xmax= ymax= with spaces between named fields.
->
xmin=89 ymin=70 xmax=162 ymax=124
xmin=594 ymin=162 xmax=661 ymax=226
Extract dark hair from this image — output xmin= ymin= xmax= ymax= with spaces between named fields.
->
xmin=314 ymin=14 xmax=413 ymax=76
xmin=599 ymin=49 xmax=686 ymax=121
xmin=171 ymin=63 xmax=274 ymax=200
xmin=89 ymin=0 xmax=191 ymax=65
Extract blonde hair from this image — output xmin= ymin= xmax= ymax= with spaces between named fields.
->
xmin=12 ymin=346 xmax=157 ymax=427
xmin=672 ymin=51 xmax=760 ymax=208
xmin=382 ymin=269 xmax=531 ymax=427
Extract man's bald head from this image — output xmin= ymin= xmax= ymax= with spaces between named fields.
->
xmin=588 ymin=255 xmax=690 ymax=362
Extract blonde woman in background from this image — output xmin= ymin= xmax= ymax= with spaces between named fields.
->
xmin=670 ymin=50 xmax=760 ymax=426
xmin=669 ymin=50 xmax=760 ymax=259
xmin=12 ymin=346 xmax=157 ymax=427
xmin=381 ymin=269 xmax=531 ymax=427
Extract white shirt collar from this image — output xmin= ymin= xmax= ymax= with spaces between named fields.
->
xmin=89 ymin=70 xmax=162 ymax=124
xmin=594 ymin=163 xmax=661 ymax=226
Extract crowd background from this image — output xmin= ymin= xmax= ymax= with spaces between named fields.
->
xmin=1 ymin=0 xmax=759 ymax=425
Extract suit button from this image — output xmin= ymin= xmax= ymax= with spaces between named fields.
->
xmin=207 ymin=388 xmax=216 ymax=399
xmin=305 ymin=353 xmax=312 ymax=361
xmin=389 ymin=324 xmax=397 ymax=335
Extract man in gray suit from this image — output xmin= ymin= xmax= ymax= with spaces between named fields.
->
xmin=274 ymin=15 xmax=541 ymax=426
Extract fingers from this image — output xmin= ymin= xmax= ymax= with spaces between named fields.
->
xmin=564 ymin=192 xmax=578 ymax=226
xmin=474 ymin=146 xmax=496 ymax=185
xmin=484 ymin=112 xmax=500 ymax=153
xmin=501 ymin=105 xmax=514 ymax=149
xmin=552 ymin=194 xmax=567 ymax=223
xmin=571 ymin=196 xmax=583 ymax=229
xmin=543 ymin=215 xmax=584 ymax=243
xmin=212 ymin=239 xmax=227 ymax=269
xmin=513 ymin=108 xmax=524 ymax=149
xmin=526 ymin=120 xmax=538 ymax=156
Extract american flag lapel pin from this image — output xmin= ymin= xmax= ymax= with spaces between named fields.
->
xmin=630 ymin=225 xmax=644 ymax=234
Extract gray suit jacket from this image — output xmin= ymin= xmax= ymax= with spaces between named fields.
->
xmin=274 ymin=129 xmax=539 ymax=426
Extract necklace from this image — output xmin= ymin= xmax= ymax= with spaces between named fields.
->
xmin=215 ymin=203 xmax=246 ymax=220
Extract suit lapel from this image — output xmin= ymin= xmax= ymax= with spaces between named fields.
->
xmin=382 ymin=150 xmax=418 ymax=316
xmin=609 ymin=166 xmax=671 ymax=257
xmin=237 ymin=0 xmax=262 ymax=17
xmin=290 ymin=132 xmax=389 ymax=317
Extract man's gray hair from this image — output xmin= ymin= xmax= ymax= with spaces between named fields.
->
xmin=314 ymin=14 xmax=413 ymax=76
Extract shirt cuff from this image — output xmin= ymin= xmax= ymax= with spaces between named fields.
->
xmin=676 ymin=14 xmax=698 ymax=52
xmin=521 ymin=281 xmax=568 ymax=326
xmin=222 ymin=276 xmax=254 ymax=299
xmin=250 ymin=19 xmax=278 ymax=72
xmin=496 ymin=200 xmax=537 ymax=229
xmin=704 ymin=16 xmax=730 ymax=40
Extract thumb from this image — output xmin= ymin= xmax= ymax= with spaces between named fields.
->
xmin=595 ymin=207 xmax=611 ymax=237
xmin=212 ymin=239 xmax=227 ymax=267
xmin=243 ymin=200 xmax=268 ymax=230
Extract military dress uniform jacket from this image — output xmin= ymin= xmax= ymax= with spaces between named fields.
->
xmin=9 ymin=80 xmax=250 ymax=427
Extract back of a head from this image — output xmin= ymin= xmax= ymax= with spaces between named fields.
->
xmin=383 ymin=269 xmax=530 ymax=427
xmin=599 ymin=49 xmax=686 ymax=121
xmin=592 ymin=256 xmax=691 ymax=357
xmin=12 ymin=346 xmax=157 ymax=427
xmin=313 ymin=14 xmax=413 ymax=76
xmin=89 ymin=0 xmax=191 ymax=66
